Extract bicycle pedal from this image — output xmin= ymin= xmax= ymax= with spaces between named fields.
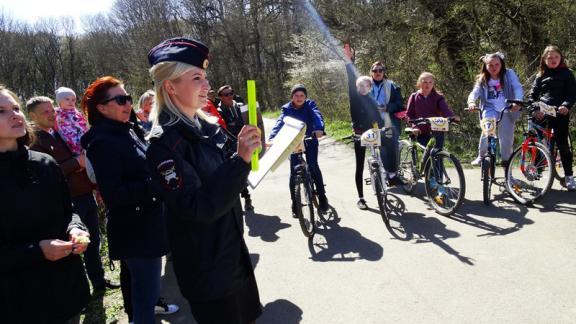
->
xmin=434 ymin=195 xmax=444 ymax=205
xmin=364 ymin=178 xmax=372 ymax=185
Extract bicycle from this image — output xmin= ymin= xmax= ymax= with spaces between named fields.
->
xmin=502 ymin=100 xmax=555 ymax=204
xmin=290 ymin=136 xmax=320 ymax=238
xmin=514 ymin=100 xmax=570 ymax=188
xmin=397 ymin=117 xmax=465 ymax=215
xmin=352 ymin=126 xmax=391 ymax=225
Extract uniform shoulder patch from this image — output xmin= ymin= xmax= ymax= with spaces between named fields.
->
xmin=157 ymin=159 xmax=182 ymax=190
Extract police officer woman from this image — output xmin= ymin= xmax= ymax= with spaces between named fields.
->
xmin=80 ymin=77 xmax=169 ymax=324
xmin=146 ymin=38 xmax=262 ymax=324
xmin=0 ymin=86 xmax=90 ymax=323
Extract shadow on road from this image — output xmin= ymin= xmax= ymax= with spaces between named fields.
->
xmin=535 ymin=188 xmax=576 ymax=216
xmin=258 ymin=299 xmax=303 ymax=323
xmin=447 ymin=196 xmax=533 ymax=237
xmin=308 ymin=205 xmax=383 ymax=262
xmin=400 ymin=211 xmax=474 ymax=265
xmin=245 ymin=211 xmax=291 ymax=242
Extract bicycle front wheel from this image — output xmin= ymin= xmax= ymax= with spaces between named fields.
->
xmin=424 ymin=151 xmax=466 ymax=215
xmin=371 ymin=167 xmax=389 ymax=225
xmin=481 ymin=156 xmax=492 ymax=205
xmin=295 ymin=178 xmax=315 ymax=238
xmin=398 ymin=140 xmax=417 ymax=194
xmin=506 ymin=142 xmax=553 ymax=205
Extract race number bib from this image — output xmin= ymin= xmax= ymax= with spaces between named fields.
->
xmin=360 ymin=128 xmax=381 ymax=147
xmin=427 ymin=117 xmax=449 ymax=132
xmin=538 ymin=101 xmax=556 ymax=117
xmin=481 ymin=118 xmax=497 ymax=136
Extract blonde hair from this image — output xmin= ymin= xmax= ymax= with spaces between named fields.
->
xmin=355 ymin=76 xmax=372 ymax=89
xmin=137 ymin=89 xmax=155 ymax=110
xmin=149 ymin=61 xmax=217 ymax=128
xmin=416 ymin=72 xmax=435 ymax=88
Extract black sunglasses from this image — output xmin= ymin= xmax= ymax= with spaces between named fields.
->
xmin=221 ymin=92 xmax=234 ymax=97
xmin=101 ymin=95 xmax=133 ymax=105
xmin=371 ymin=68 xmax=384 ymax=73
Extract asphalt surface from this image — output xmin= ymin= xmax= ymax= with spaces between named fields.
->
xmin=153 ymin=119 xmax=576 ymax=324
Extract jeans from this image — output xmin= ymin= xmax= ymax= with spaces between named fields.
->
xmin=380 ymin=128 xmax=399 ymax=174
xmin=124 ymin=257 xmax=162 ymax=324
xmin=71 ymin=193 xmax=105 ymax=287
xmin=289 ymin=138 xmax=326 ymax=199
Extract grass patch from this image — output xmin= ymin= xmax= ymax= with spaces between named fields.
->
xmin=262 ymin=109 xmax=281 ymax=119
xmin=325 ymin=118 xmax=352 ymax=141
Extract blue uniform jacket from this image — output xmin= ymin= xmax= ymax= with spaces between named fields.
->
xmin=269 ymin=99 xmax=325 ymax=140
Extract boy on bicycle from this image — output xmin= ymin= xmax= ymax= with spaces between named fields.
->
xmin=269 ymin=84 xmax=329 ymax=215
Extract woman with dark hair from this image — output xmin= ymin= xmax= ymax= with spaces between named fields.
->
xmin=80 ymin=77 xmax=170 ymax=324
xmin=146 ymin=37 xmax=262 ymax=324
xmin=0 ymin=86 xmax=91 ymax=323
xmin=368 ymin=59 xmax=405 ymax=185
xmin=529 ymin=45 xmax=576 ymax=190
xmin=467 ymin=52 xmax=523 ymax=168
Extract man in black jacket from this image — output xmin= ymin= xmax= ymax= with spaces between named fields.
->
xmin=27 ymin=96 xmax=120 ymax=291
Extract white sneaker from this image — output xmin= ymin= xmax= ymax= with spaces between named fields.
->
xmin=470 ymin=157 xmax=481 ymax=166
xmin=566 ymin=176 xmax=576 ymax=191
xmin=155 ymin=298 xmax=179 ymax=315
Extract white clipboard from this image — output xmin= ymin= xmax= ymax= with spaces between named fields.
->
xmin=247 ymin=116 xmax=306 ymax=189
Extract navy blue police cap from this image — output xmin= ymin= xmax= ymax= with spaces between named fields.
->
xmin=148 ymin=37 xmax=210 ymax=69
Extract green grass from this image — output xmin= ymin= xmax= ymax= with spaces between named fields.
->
xmin=262 ymin=109 xmax=281 ymax=119
xmin=325 ymin=118 xmax=352 ymax=141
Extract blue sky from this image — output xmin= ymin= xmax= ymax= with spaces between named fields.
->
xmin=0 ymin=0 xmax=114 ymax=29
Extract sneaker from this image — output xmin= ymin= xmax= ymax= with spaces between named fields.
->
xmin=318 ymin=194 xmax=329 ymax=213
xmin=470 ymin=157 xmax=481 ymax=166
xmin=244 ymin=198 xmax=254 ymax=211
xmin=155 ymin=297 xmax=179 ymax=315
xmin=387 ymin=176 xmax=405 ymax=187
xmin=357 ymin=199 xmax=368 ymax=210
xmin=566 ymin=176 xmax=576 ymax=191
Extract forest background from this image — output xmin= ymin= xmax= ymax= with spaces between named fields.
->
xmin=1 ymin=0 xmax=575 ymax=159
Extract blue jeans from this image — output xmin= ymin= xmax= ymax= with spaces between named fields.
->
xmin=71 ymin=193 xmax=105 ymax=287
xmin=124 ymin=257 xmax=162 ymax=324
xmin=289 ymin=138 xmax=326 ymax=198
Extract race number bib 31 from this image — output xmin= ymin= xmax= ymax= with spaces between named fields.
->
xmin=361 ymin=128 xmax=381 ymax=147
xmin=481 ymin=118 xmax=497 ymax=136
xmin=428 ymin=117 xmax=449 ymax=132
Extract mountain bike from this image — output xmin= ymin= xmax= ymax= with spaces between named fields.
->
xmin=502 ymin=100 xmax=555 ymax=203
xmin=353 ymin=126 xmax=391 ymax=225
xmin=290 ymin=136 xmax=320 ymax=238
xmin=509 ymin=100 xmax=570 ymax=187
xmin=397 ymin=117 xmax=465 ymax=215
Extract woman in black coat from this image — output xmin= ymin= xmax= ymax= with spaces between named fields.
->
xmin=529 ymin=45 xmax=576 ymax=191
xmin=80 ymin=77 xmax=169 ymax=324
xmin=0 ymin=86 xmax=90 ymax=323
xmin=146 ymin=37 xmax=263 ymax=324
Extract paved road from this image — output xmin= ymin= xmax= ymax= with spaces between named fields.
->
xmin=155 ymin=119 xmax=576 ymax=324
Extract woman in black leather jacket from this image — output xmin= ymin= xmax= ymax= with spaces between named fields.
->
xmin=81 ymin=77 xmax=169 ymax=324
xmin=0 ymin=86 xmax=90 ymax=323
xmin=146 ymin=37 xmax=262 ymax=324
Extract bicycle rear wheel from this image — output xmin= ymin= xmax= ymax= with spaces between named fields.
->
xmin=506 ymin=142 xmax=553 ymax=205
xmin=295 ymin=177 xmax=315 ymax=238
xmin=481 ymin=156 xmax=492 ymax=205
xmin=398 ymin=140 xmax=417 ymax=194
xmin=371 ymin=166 xmax=389 ymax=225
xmin=424 ymin=151 xmax=466 ymax=215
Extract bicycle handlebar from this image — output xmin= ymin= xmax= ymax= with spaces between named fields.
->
xmin=408 ymin=117 xmax=459 ymax=126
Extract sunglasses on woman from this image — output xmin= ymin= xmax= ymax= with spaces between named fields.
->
xmin=220 ymin=92 xmax=234 ymax=97
xmin=101 ymin=95 xmax=133 ymax=106
xmin=371 ymin=68 xmax=384 ymax=73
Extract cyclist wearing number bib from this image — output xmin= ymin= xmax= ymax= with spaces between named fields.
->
xmin=528 ymin=45 xmax=576 ymax=191
xmin=406 ymin=72 xmax=458 ymax=149
xmin=467 ymin=52 xmax=523 ymax=168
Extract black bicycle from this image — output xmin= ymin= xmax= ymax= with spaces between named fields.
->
xmin=397 ymin=117 xmax=465 ymax=215
xmin=290 ymin=136 xmax=320 ymax=238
